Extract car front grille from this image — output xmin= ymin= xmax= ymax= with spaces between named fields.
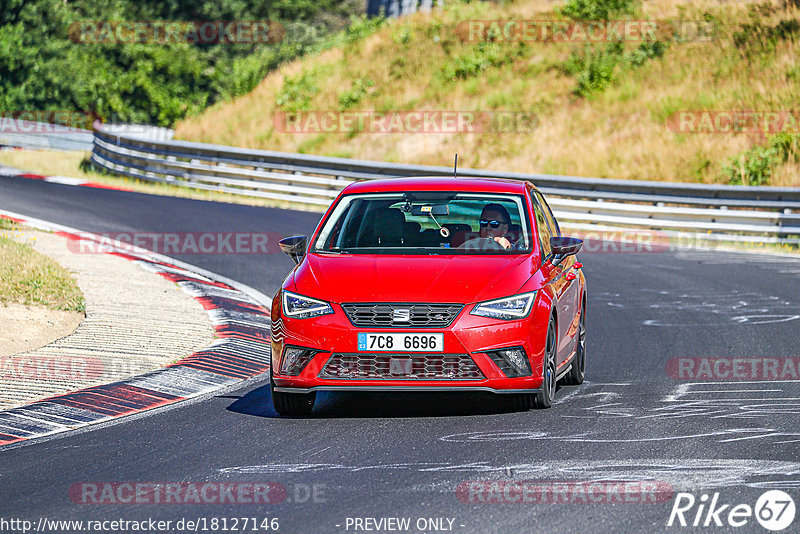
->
xmin=341 ymin=303 xmax=463 ymax=328
xmin=319 ymin=353 xmax=484 ymax=380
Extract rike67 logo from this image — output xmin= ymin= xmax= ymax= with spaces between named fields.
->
xmin=667 ymin=490 xmax=796 ymax=531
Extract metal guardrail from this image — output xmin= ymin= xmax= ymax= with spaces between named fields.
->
xmin=0 ymin=121 xmax=94 ymax=151
xmin=91 ymin=124 xmax=800 ymax=244
xmin=1 ymin=121 xmax=174 ymax=151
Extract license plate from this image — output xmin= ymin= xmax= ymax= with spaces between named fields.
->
xmin=358 ymin=333 xmax=444 ymax=352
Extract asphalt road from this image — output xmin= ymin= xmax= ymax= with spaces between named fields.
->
xmin=2 ymin=176 xmax=800 ymax=533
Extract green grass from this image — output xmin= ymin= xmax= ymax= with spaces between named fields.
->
xmin=0 ymin=218 xmax=86 ymax=312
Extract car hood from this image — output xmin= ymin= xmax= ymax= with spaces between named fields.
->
xmin=290 ymin=253 xmax=533 ymax=304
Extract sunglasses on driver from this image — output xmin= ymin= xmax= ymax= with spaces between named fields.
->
xmin=479 ymin=219 xmax=508 ymax=229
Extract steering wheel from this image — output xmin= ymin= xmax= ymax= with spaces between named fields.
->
xmin=459 ymin=236 xmax=506 ymax=250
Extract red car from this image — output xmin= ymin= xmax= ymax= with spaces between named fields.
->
xmin=270 ymin=176 xmax=586 ymax=415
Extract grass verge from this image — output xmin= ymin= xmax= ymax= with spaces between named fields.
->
xmin=0 ymin=218 xmax=86 ymax=312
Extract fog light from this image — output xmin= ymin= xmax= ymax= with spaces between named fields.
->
xmin=280 ymin=346 xmax=317 ymax=376
xmin=487 ymin=346 xmax=531 ymax=378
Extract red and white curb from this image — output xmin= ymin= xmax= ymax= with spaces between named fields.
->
xmin=0 ymin=210 xmax=273 ymax=448
xmin=0 ymin=164 xmax=133 ymax=192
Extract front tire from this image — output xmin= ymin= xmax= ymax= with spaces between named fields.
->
xmin=511 ymin=392 xmax=536 ymax=411
xmin=270 ymin=374 xmax=315 ymax=416
xmin=534 ymin=319 xmax=557 ymax=409
xmin=562 ymin=300 xmax=586 ymax=386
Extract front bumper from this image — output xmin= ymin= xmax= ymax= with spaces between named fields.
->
xmin=272 ymin=385 xmax=541 ymax=394
xmin=271 ymin=297 xmax=551 ymax=394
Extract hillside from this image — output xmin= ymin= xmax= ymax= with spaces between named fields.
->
xmin=174 ymin=0 xmax=800 ymax=186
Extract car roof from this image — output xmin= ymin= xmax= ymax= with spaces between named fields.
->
xmin=341 ymin=176 xmax=532 ymax=195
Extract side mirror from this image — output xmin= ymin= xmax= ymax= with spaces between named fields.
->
xmin=549 ymin=236 xmax=583 ymax=267
xmin=279 ymin=235 xmax=308 ymax=265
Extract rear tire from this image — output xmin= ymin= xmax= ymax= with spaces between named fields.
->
xmin=562 ymin=300 xmax=586 ymax=386
xmin=270 ymin=374 xmax=315 ymax=416
xmin=534 ymin=319 xmax=557 ymax=409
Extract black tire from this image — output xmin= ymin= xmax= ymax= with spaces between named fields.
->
xmin=562 ymin=300 xmax=586 ymax=386
xmin=511 ymin=392 xmax=536 ymax=411
xmin=534 ymin=319 xmax=557 ymax=409
xmin=270 ymin=375 xmax=315 ymax=416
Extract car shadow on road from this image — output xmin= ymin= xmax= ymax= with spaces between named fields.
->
xmin=224 ymin=384 xmax=558 ymax=419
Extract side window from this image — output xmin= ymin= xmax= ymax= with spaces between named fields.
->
xmin=531 ymin=197 xmax=552 ymax=260
xmin=535 ymin=191 xmax=560 ymax=237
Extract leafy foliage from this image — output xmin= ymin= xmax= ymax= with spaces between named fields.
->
xmin=275 ymin=69 xmax=321 ymax=112
xmin=722 ymin=133 xmax=800 ymax=186
xmin=441 ymin=41 xmax=527 ymax=80
xmin=0 ymin=0 xmax=362 ymax=126
xmin=338 ymin=77 xmax=375 ymax=109
xmin=733 ymin=16 xmax=800 ymax=56
xmin=563 ymin=39 xmax=666 ymax=97
xmin=559 ymin=0 xmax=640 ymax=21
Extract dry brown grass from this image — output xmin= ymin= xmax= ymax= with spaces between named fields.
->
xmin=174 ymin=0 xmax=800 ymax=186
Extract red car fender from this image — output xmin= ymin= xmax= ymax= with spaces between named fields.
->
xmin=514 ymin=273 xmax=556 ymax=380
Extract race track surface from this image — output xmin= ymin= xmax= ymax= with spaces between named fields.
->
xmin=2 ymin=177 xmax=799 ymax=533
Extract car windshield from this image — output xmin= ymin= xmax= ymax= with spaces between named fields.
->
xmin=311 ymin=192 xmax=532 ymax=255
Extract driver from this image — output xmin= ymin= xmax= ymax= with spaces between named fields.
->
xmin=478 ymin=203 xmax=512 ymax=249
xmin=461 ymin=203 xmax=512 ymax=250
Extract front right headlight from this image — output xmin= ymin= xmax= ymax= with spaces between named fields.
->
xmin=470 ymin=291 xmax=536 ymax=320
xmin=282 ymin=290 xmax=334 ymax=319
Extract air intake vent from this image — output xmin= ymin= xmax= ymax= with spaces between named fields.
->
xmin=319 ymin=354 xmax=483 ymax=380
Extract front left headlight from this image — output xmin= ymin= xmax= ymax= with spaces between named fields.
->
xmin=282 ymin=290 xmax=334 ymax=319
xmin=470 ymin=291 xmax=536 ymax=320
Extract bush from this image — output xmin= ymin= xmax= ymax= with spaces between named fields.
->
xmin=0 ymin=0 xmax=365 ymax=126
xmin=559 ymin=0 xmax=640 ymax=21
xmin=564 ymin=41 xmax=624 ymax=97
xmin=275 ymin=69 xmax=321 ymax=112
xmin=770 ymin=132 xmax=800 ymax=163
xmin=344 ymin=14 xmax=387 ymax=47
xmin=441 ymin=41 xmax=526 ymax=80
xmin=733 ymin=17 xmax=800 ymax=55
xmin=721 ymin=134 xmax=800 ymax=186
xmin=338 ymin=77 xmax=375 ymax=109
xmin=627 ymin=40 xmax=667 ymax=67
xmin=722 ymin=145 xmax=777 ymax=186
xmin=563 ymin=38 xmax=667 ymax=97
